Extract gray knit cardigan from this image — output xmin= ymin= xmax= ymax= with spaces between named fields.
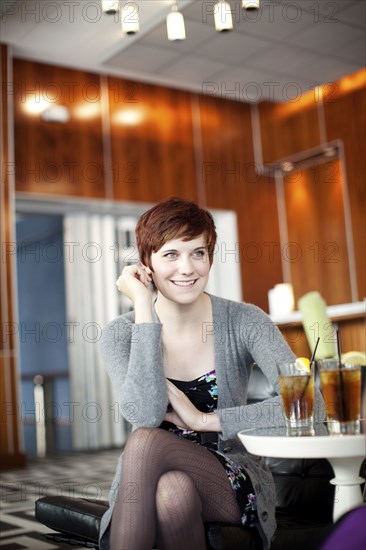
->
xmin=98 ymin=294 xmax=324 ymax=549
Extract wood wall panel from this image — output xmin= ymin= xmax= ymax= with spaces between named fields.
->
xmin=258 ymin=71 xmax=365 ymax=308
xmin=108 ymin=77 xmax=198 ymax=203
xmin=0 ymin=45 xmax=26 ymax=469
xmin=8 ymin=59 xmax=366 ymax=314
xmin=323 ymin=84 xmax=366 ymax=301
xmin=198 ymin=95 xmax=283 ymax=311
xmin=13 ymin=60 xmax=105 ymax=198
xmin=283 ymin=159 xmax=352 ymax=305
xmin=259 ymin=99 xmax=322 ymax=164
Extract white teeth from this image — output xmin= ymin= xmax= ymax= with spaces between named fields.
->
xmin=172 ymin=280 xmax=195 ymax=286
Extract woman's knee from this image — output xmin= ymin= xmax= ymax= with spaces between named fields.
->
xmin=156 ymin=471 xmax=202 ymax=516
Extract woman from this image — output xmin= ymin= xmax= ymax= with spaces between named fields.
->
xmin=99 ymin=197 xmax=303 ymax=550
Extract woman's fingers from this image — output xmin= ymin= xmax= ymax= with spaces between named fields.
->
xmin=117 ymin=265 xmax=150 ymax=289
xmin=116 ymin=265 xmax=153 ymax=302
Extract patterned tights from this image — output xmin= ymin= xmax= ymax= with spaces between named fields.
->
xmin=109 ymin=427 xmax=242 ymax=550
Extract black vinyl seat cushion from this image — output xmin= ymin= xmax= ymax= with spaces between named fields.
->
xmin=35 ymin=493 xmax=334 ymax=550
xmin=36 ymin=495 xmax=107 ymax=544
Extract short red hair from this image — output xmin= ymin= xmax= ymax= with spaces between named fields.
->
xmin=136 ymin=197 xmax=217 ymax=270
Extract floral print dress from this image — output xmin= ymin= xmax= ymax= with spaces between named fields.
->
xmin=160 ymin=369 xmax=258 ymax=528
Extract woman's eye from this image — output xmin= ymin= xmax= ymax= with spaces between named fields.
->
xmin=164 ymin=252 xmax=177 ymax=259
xmin=194 ymin=249 xmax=206 ymax=257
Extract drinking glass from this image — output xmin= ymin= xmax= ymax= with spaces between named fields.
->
xmin=318 ymin=359 xmax=361 ymax=434
xmin=277 ymin=361 xmax=315 ymax=436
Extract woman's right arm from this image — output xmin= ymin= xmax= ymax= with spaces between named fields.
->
xmin=100 ymin=265 xmax=168 ymax=427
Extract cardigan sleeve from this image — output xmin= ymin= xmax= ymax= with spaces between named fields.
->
xmin=218 ymin=302 xmax=325 ymax=439
xmin=100 ymin=317 xmax=168 ymax=428
xmin=219 ymin=390 xmax=326 ymax=439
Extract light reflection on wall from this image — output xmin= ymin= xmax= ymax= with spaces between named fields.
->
xmin=113 ymin=108 xmax=145 ymax=125
xmin=22 ymin=97 xmax=51 ymax=115
xmin=23 ymin=99 xmax=102 ymax=121
xmin=274 ymin=68 xmax=365 ymax=118
xmin=73 ymin=103 xmax=101 ymax=119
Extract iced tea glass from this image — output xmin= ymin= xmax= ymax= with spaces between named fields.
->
xmin=318 ymin=359 xmax=361 ymax=435
xmin=277 ymin=361 xmax=315 ymax=436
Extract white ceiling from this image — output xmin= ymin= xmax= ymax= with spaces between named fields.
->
xmin=1 ymin=0 xmax=365 ymax=102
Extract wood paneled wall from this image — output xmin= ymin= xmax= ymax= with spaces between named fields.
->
xmin=13 ymin=60 xmax=106 ymax=198
xmin=283 ymin=159 xmax=352 ymax=305
xmin=323 ymin=85 xmax=366 ymax=300
xmin=259 ymin=98 xmax=322 ymax=164
xmin=257 ymin=70 xmax=366 ymax=303
xmin=108 ymin=77 xmax=198 ymax=203
xmin=0 ymin=45 xmax=26 ymax=469
xmin=197 ymin=94 xmax=283 ymax=309
xmin=10 ymin=59 xmax=366 ymax=309
xmin=12 ymin=59 xmax=283 ymax=310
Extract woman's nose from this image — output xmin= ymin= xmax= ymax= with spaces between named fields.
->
xmin=177 ymin=255 xmax=194 ymax=275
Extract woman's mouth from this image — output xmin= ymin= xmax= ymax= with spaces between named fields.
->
xmin=171 ymin=279 xmax=197 ymax=287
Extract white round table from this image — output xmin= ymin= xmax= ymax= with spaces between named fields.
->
xmin=238 ymin=424 xmax=365 ymax=522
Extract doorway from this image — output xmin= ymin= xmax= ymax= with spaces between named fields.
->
xmin=16 ymin=213 xmax=72 ymax=457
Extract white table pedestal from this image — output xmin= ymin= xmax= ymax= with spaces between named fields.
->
xmin=329 ymin=456 xmax=365 ymax=522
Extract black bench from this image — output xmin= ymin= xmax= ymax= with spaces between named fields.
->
xmin=35 ymin=455 xmax=336 ymax=549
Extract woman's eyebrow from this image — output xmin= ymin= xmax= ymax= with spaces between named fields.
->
xmin=160 ymin=244 xmax=207 ymax=253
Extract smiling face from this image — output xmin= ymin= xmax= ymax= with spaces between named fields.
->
xmin=149 ymin=235 xmax=211 ymax=305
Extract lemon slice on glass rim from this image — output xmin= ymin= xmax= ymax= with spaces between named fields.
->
xmin=341 ymin=351 xmax=366 ymax=365
xmin=295 ymin=357 xmax=311 ymax=372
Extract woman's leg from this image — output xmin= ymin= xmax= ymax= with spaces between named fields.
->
xmin=109 ymin=428 xmax=242 ymax=550
xmin=155 ymin=471 xmax=205 ymax=550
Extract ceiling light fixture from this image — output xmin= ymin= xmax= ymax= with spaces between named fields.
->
xmin=242 ymin=0 xmax=260 ymax=9
xmin=99 ymin=1 xmax=261 ymax=40
xmin=101 ymin=0 xmax=119 ymax=14
xmin=214 ymin=1 xmax=233 ymax=32
xmin=121 ymin=2 xmax=140 ymax=35
xmin=167 ymin=2 xmax=186 ymax=41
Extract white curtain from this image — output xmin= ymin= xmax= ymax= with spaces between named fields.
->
xmin=63 ymin=213 xmax=138 ymax=450
xmin=206 ymin=210 xmax=242 ymax=301
xmin=63 ymin=209 xmax=241 ymax=450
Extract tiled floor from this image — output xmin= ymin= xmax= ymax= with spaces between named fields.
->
xmin=0 ymin=448 xmax=121 ymax=550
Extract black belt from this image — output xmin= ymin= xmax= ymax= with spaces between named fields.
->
xmin=185 ymin=431 xmax=218 ymax=446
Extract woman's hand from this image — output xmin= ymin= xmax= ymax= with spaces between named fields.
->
xmin=164 ymin=380 xmax=200 ymax=430
xmin=116 ymin=265 xmax=155 ymax=323
xmin=164 ymin=380 xmax=221 ymax=432
xmin=116 ymin=265 xmax=153 ymax=303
